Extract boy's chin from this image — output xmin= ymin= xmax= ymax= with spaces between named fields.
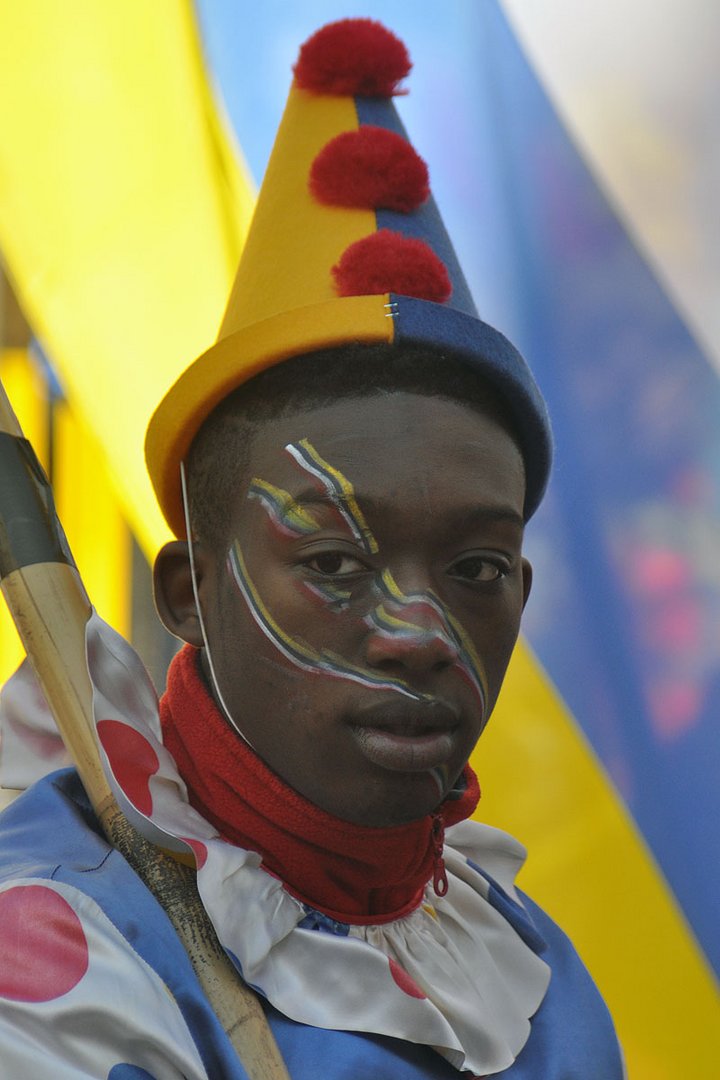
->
xmin=323 ymin=769 xmax=460 ymax=829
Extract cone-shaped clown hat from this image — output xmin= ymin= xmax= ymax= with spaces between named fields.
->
xmin=146 ymin=18 xmax=552 ymax=537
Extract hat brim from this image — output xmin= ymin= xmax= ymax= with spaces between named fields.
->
xmin=146 ymin=293 xmax=393 ymax=537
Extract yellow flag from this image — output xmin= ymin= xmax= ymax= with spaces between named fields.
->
xmin=475 ymin=642 xmax=720 ymax=1077
xmin=0 ymin=0 xmax=254 ymax=558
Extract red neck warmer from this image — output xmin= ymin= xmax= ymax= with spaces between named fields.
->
xmin=161 ymin=646 xmax=480 ymax=924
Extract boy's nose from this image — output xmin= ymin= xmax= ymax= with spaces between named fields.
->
xmin=364 ymin=601 xmax=459 ymax=673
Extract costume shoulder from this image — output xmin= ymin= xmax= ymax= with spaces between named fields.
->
xmin=508 ymin=891 xmax=626 ymax=1077
xmin=444 ymin=819 xmax=626 ymax=1078
xmin=0 ymin=769 xmax=249 ymax=1079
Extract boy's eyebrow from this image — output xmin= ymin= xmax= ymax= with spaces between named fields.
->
xmin=455 ymin=505 xmax=525 ymax=531
xmin=285 ymin=487 xmax=524 ymax=531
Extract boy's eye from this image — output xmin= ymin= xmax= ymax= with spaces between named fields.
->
xmin=305 ymin=552 xmax=367 ymax=576
xmin=448 ymin=555 xmax=509 ymax=583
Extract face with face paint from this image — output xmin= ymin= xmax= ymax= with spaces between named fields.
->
xmin=156 ymin=391 xmax=531 ymax=827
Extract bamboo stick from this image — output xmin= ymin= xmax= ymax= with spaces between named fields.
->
xmin=0 ymin=380 xmax=289 ymax=1080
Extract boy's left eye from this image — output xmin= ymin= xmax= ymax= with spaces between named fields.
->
xmin=304 ymin=552 xmax=367 ymax=577
xmin=448 ymin=554 xmax=509 ymax=583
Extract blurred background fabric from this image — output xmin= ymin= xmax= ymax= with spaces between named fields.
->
xmin=0 ymin=2 xmax=718 ymax=1075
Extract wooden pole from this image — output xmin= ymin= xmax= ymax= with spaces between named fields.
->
xmin=0 ymin=380 xmax=289 ymax=1080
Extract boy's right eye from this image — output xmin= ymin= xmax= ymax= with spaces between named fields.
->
xmin=304 ymin=552 xmax=367 ymax=577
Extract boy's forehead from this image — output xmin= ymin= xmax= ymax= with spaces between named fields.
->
xmin=237 ymin=392 xmax=526 ymax=508
xmin=248 ymin=385 xmax=520 ymax=453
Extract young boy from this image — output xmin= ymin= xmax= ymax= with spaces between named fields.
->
xmin=0 ymin=19 xmax=624 ymax=1078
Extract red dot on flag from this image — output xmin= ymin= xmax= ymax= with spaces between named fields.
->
xmin=97 ymin=719 xmax=159 ymax=815
xmin=0 ymin=885 xmax=89 ymax=1002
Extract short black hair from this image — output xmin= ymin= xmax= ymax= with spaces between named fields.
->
xmin=187 ymin=341 xmax=523 ymax=548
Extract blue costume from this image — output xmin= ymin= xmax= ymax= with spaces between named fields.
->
xmin=0 ymin=769 xmax=624 ymax=1078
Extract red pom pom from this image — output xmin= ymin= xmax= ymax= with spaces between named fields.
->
xmin=333 ymin=230 xmax=452 ymax=303
xmin=294 ymin=19 xmax=411 ymax=97
xmin=310 ymin=127 xmax=429 ymax=212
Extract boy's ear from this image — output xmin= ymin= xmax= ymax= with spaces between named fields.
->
xmin=153 ymin=540 xmax=207 ymax=646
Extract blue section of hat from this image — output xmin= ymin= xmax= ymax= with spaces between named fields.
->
xmin=391 ymin=295 xmax=552 ymax=519
xmin=355 ymin=96 xmax=477 ymax=316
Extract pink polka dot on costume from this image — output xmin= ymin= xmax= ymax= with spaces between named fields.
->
xmin=181 ymin=837 xmax=208 ymax=869
xmin=0 ymin=885 xmax=88 ymax=1002
xmin=97 ymin=719 xmax=159 ymax=815
xmin=388 ymin=957 xmax=426 ymax=999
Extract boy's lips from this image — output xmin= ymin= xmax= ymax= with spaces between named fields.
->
xmin=348 ymin=701 xmax=462 ymax=772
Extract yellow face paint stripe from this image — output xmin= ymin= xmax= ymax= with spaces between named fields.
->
xmin=434 ymin=598 xmax=489 ymax=701
xmin=295 ymin=438 xmax=380 ymax=554
xmin=380 ymin=567 xmax=406 ymax=601
xmin=379 ymin=571 xmax=489 ymax=707
xmin=227 ymin=540 xmax=426 ymax=700
xmin=249 ymin=476 xmax=321 ymax=532
xmin=229 ymin=541 xmax=320 ymax=665
xmin=372 ymin=604 xmax=429 ymax=635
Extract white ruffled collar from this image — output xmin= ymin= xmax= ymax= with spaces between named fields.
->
xmin=187 ymin=819 xmax=550 ymax=1075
